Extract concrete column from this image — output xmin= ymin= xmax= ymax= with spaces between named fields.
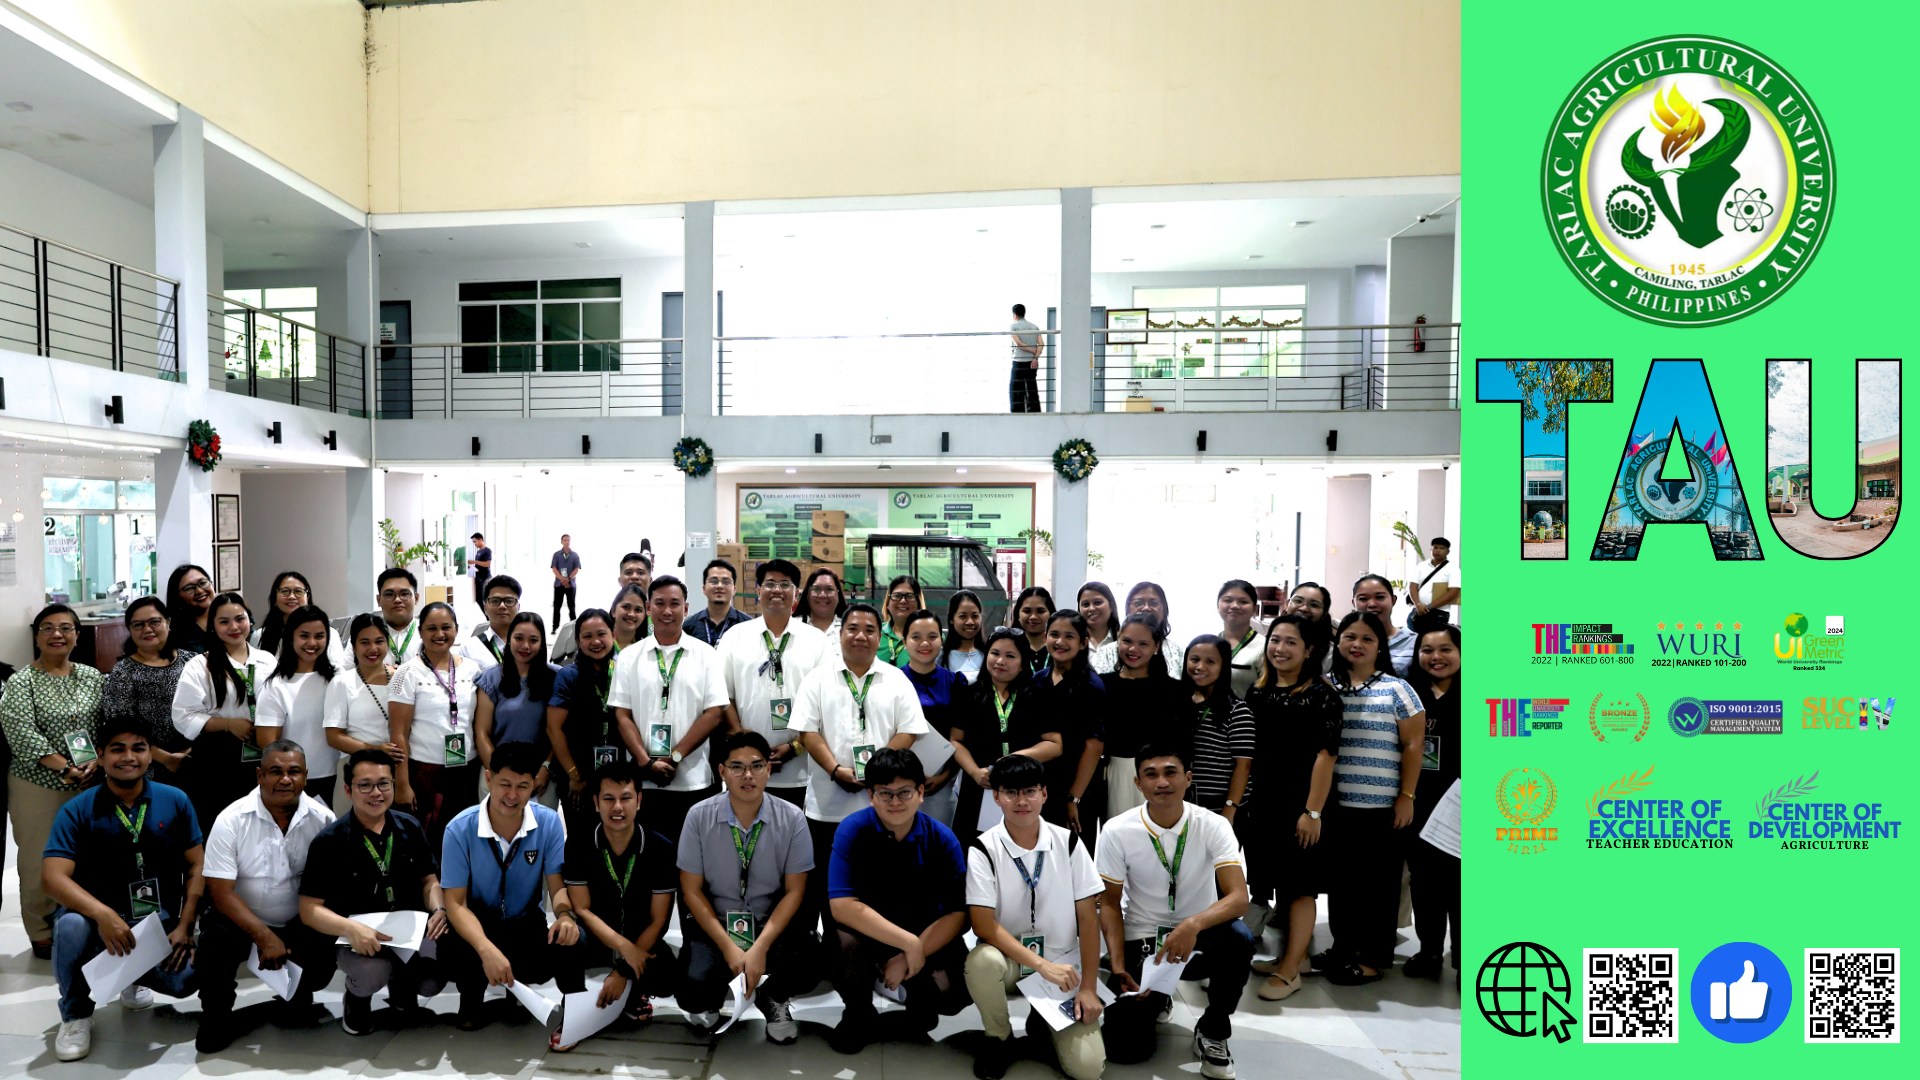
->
xmin=1058 ymin=188 xmax=1092 ymax=414
xmin=1324 ymin=474 xmax=1373 ymax=605
xmin=345 ymin=466 xmax=382 ymax=615
xmin=1050 ymin=473 xmax=1089 ymax=594
xmin=683 ymin=475 xmax=716 ymax=577
xmin=1416 ymin=468 xmax=1447 ymax=547
xmin=154 ymin=453 xmax=212 ymax=581
xmin=154 ymin=110 xmax=209 ymax=389
xmin=346 ymin=228 xmax=379 ymax=417
xmin=682 ymin=201 xmax=716 ymax=423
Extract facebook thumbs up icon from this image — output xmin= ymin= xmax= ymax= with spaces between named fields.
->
xmin=1692 ymin=943 xmax=1790 ymax=1043
xmin=1709 ymin=960 xmax=1768 ymax=1021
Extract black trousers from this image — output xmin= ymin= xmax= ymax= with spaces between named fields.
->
xmin=553 ymin=583 xmax=578 ymax=626
xmin=640 ymin=785 xmax=714 ymax=851
xmin=677 ymin=912 xmax=810 ymax=1013
xmin=805 ymin=818 xmax=841 ymax=949
xmin=1009 ymin=364 xmax=1040 ymax=412
xmin=197 ymin=909 xmax=339 ymax=1018
xmin=440 ymin=911 xmax=587 ymax=997
xmin=1408 ymin=836 xmax=1460 ymax=963
xmin=1327 ymin=806 xmax=1401 ymax=969
xmin=833 ymin=928 xmax=970 ymax=1018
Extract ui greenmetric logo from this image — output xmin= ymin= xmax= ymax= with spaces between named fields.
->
xmin=1541 ymin=35 xmax=1832 ymax=326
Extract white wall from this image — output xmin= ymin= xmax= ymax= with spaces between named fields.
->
xmin=239 ymin=470 xmax=351 ymax=621
xmin=1383 ymin=234 xmax=1455 ymax=407
xmin=1092 ymin=267 xmax=1353 ymax=327
xmin=378 ymin=254 xmax=686 ymax=343
xmin=224 ymin=267 xmax=352 ymax=340
xmin=1354 ymin=265 xmax=1387 ymax=324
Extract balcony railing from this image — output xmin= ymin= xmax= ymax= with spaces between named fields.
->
xmin=717 ymin=329 xmax=1061 ymax=415
xmin=207 ymin=296 xmax=368 ymax=417
xmin=0 ymin=222 xmax=180 ymax=380
xmin=376 ymin=339 xmax=680 ymax=419
xmin=1091 ymin=322 xmax=1458 ymax=412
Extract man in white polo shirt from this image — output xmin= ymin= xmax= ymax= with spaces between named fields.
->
xmin=375 ymin=568 xmax=423 ymax=665
xmin=461 ymin=575 xmax=522 ymax=671
xmin=610 ymin=575 xmax=729 ymax=846
xmin=789 ymin=602 xmax=929 ymax=947
xmin=197 ymin=740 xmax=337 ymax=1053
xmin=717 ymin=558 xmax=827 ymax=810
xmin=1096 ymin=740 xmax=1252 ymax=1080
xmin=964 ymin=755 xmax=1104 ymax=1080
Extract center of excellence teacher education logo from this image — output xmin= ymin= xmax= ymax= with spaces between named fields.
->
xmin=1541 ymin=35 xmax=1833 ymax=326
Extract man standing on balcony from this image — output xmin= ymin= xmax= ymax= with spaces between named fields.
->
xmin=1009 ymin=304 xmax=1042 ymax=414
xmin=469 ymin=533 xmax=493 ymax=606
xmin=551 ymin=534 xmax=582 ymax=628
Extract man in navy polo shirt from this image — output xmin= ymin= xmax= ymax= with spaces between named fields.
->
xmin=41 ymin=716 xmax=202 ymax=1061
xmin=825 ymin=748 xmax=970 ymax=1054
xmin=440 ymin=741 xmax=586 ymax=1030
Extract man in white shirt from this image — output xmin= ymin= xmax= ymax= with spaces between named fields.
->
xmin=790 ymin=603 xmax=930 ymax=945
xmin=461 ymin=575 xmax=522 ymax=671
xmin=717 ymin=559 xmax=828 ymax=810
xmin=964 ymin=755 xmax=1104 ymax=1080
xmin=375 ymin=568 xmax=422 ymax=665
xmin=1096 ymin=741 xmax=1252 ymax=1080
xmin=1406 ymin=537 xmax=1459 ymax=628
xmin=610 ymin=575 xmax=729 ymax=846
xmin=196 ymin=740 xmax=337 ymax=1053
xmin=1008 ymin=303 xmax=1042 ymax=413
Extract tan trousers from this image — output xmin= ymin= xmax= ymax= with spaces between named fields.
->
xmin=10 ymin=780 xmax=80 ymax=942
xmin=965 ymin=944 xmax=1106 ymax=1080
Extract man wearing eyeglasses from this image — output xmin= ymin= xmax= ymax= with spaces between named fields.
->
xmin=374 ymin=568 xmax=422 ymax=666
xmin=677 ymin=731 xmax=813 ymax=1043
xmin=824 ymin=749 xmax=971 ymax=1054
xmin=717 ymin=560 xmax=827 ymax=811
xmin=559 ymin=760 xmax=679 ymax=1041
xmin=298 ymin=749 xmax=448 ymax=1036
xmin=688 ymin=559 xmax=753 ymax=647
xmin=461 ymin=576 xmax=523 ymax=672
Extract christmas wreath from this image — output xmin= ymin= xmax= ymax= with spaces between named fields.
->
xmin=672 ymin=436 xmax=715 ymax=478
xmin=1052 ymin=438 xmax=1098 ymax=483
xmin=187 ymin=419 xmax=222 ymax=473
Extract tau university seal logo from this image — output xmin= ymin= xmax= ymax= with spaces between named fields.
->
xmin=1541 ymin=35 xmax=1832 ymax=326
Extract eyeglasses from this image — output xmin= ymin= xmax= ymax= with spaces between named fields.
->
xmin=705 ymin=577 xmax=733 ymax=587
xmin=723 ymin=760 xmax=771 ymax=775
xmin=484 ymin=596 xmax=520 ymax=607
xmin=379 ymin=589 xmax=415 ymax=601
xmin=889 ymin=592 xmax=917 ymax=603
xmin=129 ymin=617 xmax=167 ymax=632
xmin=809 ymin=586 xmax=841 ymax=597
xmin=872 ymin=786 xmax=920 ymax=804
xmin=181 ymin=580 xmax=213 ymax=594
xmin=36 ymin=623 xmax=79 ymax=636
xmin=277 ymin=587 xmax=309 ymax=599
xmin=759 ymin=582 xmax=795 ymax=594
xmin=999 ymin=786 xmax=1044 ymax=801
xmin=351 ymin=779 xmax=395 ymax=794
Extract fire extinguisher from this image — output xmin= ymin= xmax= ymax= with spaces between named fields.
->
xmin=1410 ymin=314 xmax=1427 ymax=353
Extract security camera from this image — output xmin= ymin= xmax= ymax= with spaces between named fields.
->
xmin=1417 ymin=215 xmax=1430 ymax=224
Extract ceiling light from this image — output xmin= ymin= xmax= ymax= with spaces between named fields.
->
xmin=1246 ymin=254 xmax=1265 ymax=260
xmin=877 ymin=464 xmax=893 ymax=471
xmin=574 ymin=241 xmax=592 ymax=249
xmin=270 ymin=252 xmax=289 ymax=259
xmin=1291 ymin=220 xmax=1314 ymax=228
xmin=1121 ymin=258 xmax=1134 ymax=263
xmin=955 ymin=467 xmax=968 ymax=474
xmin=4 ymin=101 xmax=31 ymax=112
xmin=783 ymin=234 xmax=796 ymax=239
xmin=251 ymin=215 xmax=272 ymax=226
xmin=1149 ymin=223 xmax=1166 ymax=230
xmin=784 ymin=467 xmax=797 ymax=474
xmin=976 ymin=228 xmax=989 ymax=233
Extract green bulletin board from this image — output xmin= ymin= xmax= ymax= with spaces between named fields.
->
xmin=735 ymin=485 xmax=1034 ymax=590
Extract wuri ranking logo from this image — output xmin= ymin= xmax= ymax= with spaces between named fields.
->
xmin=1542 ymin=35 xmax=1832 ymax=325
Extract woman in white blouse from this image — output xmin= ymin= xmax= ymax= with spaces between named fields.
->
xmin=250 ymin=570 xmax=347 ymax=667
xmin=170 ymin=591 xmax=276 ymax=835
xmin=386 ymin=601 xmax=481 ymax=855
xmin=254 ymin=605 xmax=342 ymax=807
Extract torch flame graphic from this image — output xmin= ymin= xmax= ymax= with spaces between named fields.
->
xmin=1650 ymin=83 xmax=1705 ymax=164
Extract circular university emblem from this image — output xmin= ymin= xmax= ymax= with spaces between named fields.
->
xmin=1541 ymin=35 xmax=1833 ymax=326
xmin=1623 ymin=437 xmax=1721 ymax=523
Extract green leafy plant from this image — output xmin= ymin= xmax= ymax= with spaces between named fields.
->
xmin=379 ymin=518 xmax=438 ymax=573
xmin=1018 ymin=527 xmax=1105 ymax=570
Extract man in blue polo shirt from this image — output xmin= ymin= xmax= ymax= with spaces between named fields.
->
xmin=440 ymin=741 xmax=586 ymax=1031
xmin=41 ymin=716 xmax=202 ymax=1061
xmin=826 ymin=748 xmax=970 ymax=1054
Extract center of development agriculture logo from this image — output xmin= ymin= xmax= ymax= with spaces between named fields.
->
xmin=1541 ymin=35 xmax=1832 ymax=326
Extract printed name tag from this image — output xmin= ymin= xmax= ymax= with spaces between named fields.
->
xmin=851 ymin=745 xmax=875 ymax=780
xmin=239 ymin=740 xmax=263 ymax=763
xmin=445 ymin=733 xmax=468 ymax=766
xmin=725 ymin=910 xmax=757 ymax=948
xmin=770 ymin=698 xmax=793 ymax=730
xmin=129 ymin=878 xmax=161 ymax=919
xmin=594 ymin=745 xmax=621 ymax=770
xmin=1422 ymin=736 xmax=1441 ymax=771
xmin=649 ymin=724 xmax=673 ymax=756
xmin=67 ymin=732 xmax=98 ymax=765
xmin=1020 ymin=933 xmax=1046 ymax=972
xmin=1155 ymin=925 xmax=1176 ymax=951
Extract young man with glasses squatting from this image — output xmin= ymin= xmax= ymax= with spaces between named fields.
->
xmin=716 ymin=559 xmax=829 ymax=810
xmin=375 ymin=568 xmax=422 ymax=666
xmin=676 ymin=730 xmax=815 ymax=1042
xmin=298 ymin=748 xmax=450 ymax=1036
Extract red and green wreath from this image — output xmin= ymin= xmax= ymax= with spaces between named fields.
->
xmin=187 ymin=419 xmax=222 ymax=473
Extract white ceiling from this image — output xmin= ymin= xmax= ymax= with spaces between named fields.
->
xmin=377 ymin=215 xmax=685 ymax=266
xmin=1093 ymin=195 xmax=1455 ymax=272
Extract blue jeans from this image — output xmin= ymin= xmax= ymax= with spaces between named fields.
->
xmin=54 ymin=909 xmax=197 ymax=1021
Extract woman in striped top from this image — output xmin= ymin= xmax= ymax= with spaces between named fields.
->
xmin=1179 ymin=635 xmax=1256 ymax=819
xmin=1318 ymin=610 xmax=1425 ymax=986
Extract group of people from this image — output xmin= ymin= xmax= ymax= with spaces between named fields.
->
xmin=1 ymin=541 xmax=1461 ymax=1079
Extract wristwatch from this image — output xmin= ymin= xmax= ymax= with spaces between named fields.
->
xmin=1070 ymin=795 xmax=1082 ymax=805
xmin=1223 ymin=799 xmax=1239 ymax=808
xmin=1304 ymin=809 xmax=1323 ymax=820
xmin=670 ymin=749 xmax=685 ymax=764
xmin=1398 ymin=790 xmax=1416 ymax=801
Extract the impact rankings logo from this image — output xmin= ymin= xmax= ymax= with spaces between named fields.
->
xmin=1541 ymin=34 xmax=1832 ymax=326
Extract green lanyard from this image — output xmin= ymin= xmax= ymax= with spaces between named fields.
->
xmin=1234 ymin=627 xmax=1258 ymax=656
xmin=362 ymin=830 xmax=396 ymax=902
xmin=115 ymin=802 xmax=148 ymax=880
xmin=482 ymin=632 xmax=504 ymax=664
xmin=1144 ymin=816 xmax=1191 ymax=914
xmin=387 ymin=624 xmax=416 ymax=663
xmin=603 ymin=848 xmax=637 ymax=897
xmin=880 ymin=625 xmax=905 ymax=666
xmin=242 ymin=665 xmax=257 ymax=721
xmin=729 ymin=821 xmax=764 ymax=903
xmin=994 ymin=689 xmax=1016 ymax=755
xmin=841 ymin=670 xmax=876 ymax=734
xmin=760 ymin=631 xmax=790 ymax=689
xmin=654 ymin=648 xmax=684 ymax=713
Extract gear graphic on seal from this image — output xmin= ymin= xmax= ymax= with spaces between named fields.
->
xmin=1605 ymin=184 xmax=1658 ymax=239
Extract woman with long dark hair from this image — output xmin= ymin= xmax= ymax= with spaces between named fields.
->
xmin=170 ymin=592 xmax=274 ymax=842
xmin=1245 ymin=613 xmax=1343 ymax=1001
xmin=1402 ymin=625 xmax=1461 ymax=981
xmin=162 ymin=563 xmax=218 ymax=657
xmin=255 ymin=605 xmax=341 ymax=805
xmin=1123 ymin=580 xmax=1185 ymax=672
xmin=2 ymin=603 xmax=106 ymax=955
xmin=1216 ymin=579 xmax=1265 ymax=698
xmin=1350 ymin=574 xmax=1416 ymax=677
xmin=547 ymin=608 xmax=621 ymax=834
xmin=476 ymin=612 xmax=558 ymax=801
xmin=1078 ymin=581 xmax=1120 ymax=672
xmin=949 ymin=628 xmax=1039 ymax=846
xmin=387 ymin=601 xmax=481 ymax=855
xmin=1179 ymin=635 xmax=1255 ymax=816
xmin=898 ymin=607 xmax=965 ymax=825
xmin=940 ymin=590 xmax=988 ymax=682
xmin=102 ymin=596 xmax=191 ymax=774
xmin=1100 ymin=613 xmax=1180 ymax=821
xmin=324 ymin=612 xmax=407 ymax=765
xmin=801 ymin=567 xmax=848 ymax=636
xmin=607 ymin=584 xmax=649 ymax=653
xmin=1013 ymin=609 xmax=1106 ymax=843
xmin=878 ymin=574 xmax=922 ymax=668
xmin=1285 ymin=582 xmax=1336 ymax=671
xmin=1011 ymin=586 xmax=1055 ymax=675
xmin=251 ymin=570 xmax=344 ymax=664
xmin=1317 ymin=610 xmax=1425 ymax=986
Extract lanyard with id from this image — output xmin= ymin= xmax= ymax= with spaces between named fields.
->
xmin=726 ymin=821 xmax=763 ymax=948
xmin=363 ymin=829 xmax=397 ymax=905
xmin=388 ymin=624 xmax=416 ymax=666
xmin=118 ymin=801 xmax=160 ymax=918
xmin=239 ymin=664 xmax=263 ymax=762
xmin=1009 ymin=844 xmax=1046 ymax=966
xmin=591 ymin=672 xmax=622 ymax=770
xmin=994 ymin=690 xmax=1016 ymax=758
xmin=841 ymin=670 xmax=877 ymax=779
xmin=761 ymin=631 xmax=793 ymax=730
xmin=650 ymin=648 xmax=684 ymax=756
xmin=430 ymin=658 xmax=467 ymax=765
xmin=1146 ymin=815 xmax=1190 ymax=945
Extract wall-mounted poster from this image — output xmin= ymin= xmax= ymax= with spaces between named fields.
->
xmin=736 ymin=485 xmax=1034 ymax=592
xmin=214 ymin=494 xmax=241 ymax=543
xmin=1106 ymin=308 xmax=1149 ymax=346
xmin=214 ymin=544 xmax=242 ymax=592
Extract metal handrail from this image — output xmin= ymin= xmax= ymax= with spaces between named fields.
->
xmin=2 ymin=220 xmax=180 ymax=381
xmin=0 ymin=221 xmax=182 ymax=287
xmin=401 ymin=336 xmax=684 ymax=347
xmin=209 ymin=292 xmax=368 ymax=348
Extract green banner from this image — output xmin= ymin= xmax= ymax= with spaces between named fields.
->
xmin=736 ymin=485 xmax=1033 ymax=590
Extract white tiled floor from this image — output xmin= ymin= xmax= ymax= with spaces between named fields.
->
xmin=1 ymin=835 xmax=1459 ymax=1078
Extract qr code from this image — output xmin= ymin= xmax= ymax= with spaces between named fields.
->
xmin=1806 ymin=949 xmax=1899 ymax=1043
xmin=1583 ymin=948 xmax=1678 ymax=1042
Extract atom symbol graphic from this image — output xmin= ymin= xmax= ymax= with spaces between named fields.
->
xmin=1724 ymin=188 xmax=1775 ymax=233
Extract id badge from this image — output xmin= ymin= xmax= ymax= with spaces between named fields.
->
xmin=445 ymin=732 xmax=468 ymax=766
xmin=851 ymin=744 xmax=875 ymax=780
xmin=1422 ymin=736 xmax=1441 ymax=771
xmin=725 ymin=910 xmax=758 ymax=949
xmin=594 ymin=745 xmax=620 ymax=770
xmin=1019 ymin=933 xmax=1045 ymax=970
xmin=239 ymin=740 xmax=263 ymax=763
xmin=770 ymin=698 xmax=793 ymax=730
xmin=129 ymin=878 xmax=161 ymax=919
xmin=66 ymin=732 xmax=98 ymax=765
xmin=1155 ymin=925 xmax=1176 ymax=951
xmin=649 ymin=723 xmax=673 ymax=756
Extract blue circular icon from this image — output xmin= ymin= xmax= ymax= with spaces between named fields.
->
xmin=1668 ymin=698 xmax=1708 ymax=738
xmin=1690 ymin=942 xmax=1791 ymax=1043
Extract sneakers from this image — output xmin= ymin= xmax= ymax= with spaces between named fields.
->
xmin=624 ymin=995 xmax=655 ymax=1024
xmin=1194 ymin=1032 xmax=1236 ymax=1080
xmin=342 ymin=993 xmax=374 ymax=1037
xmin=1402 ymin=953 xmax=1444 ymax=980
xmin=121 ymin=984 xmax=155 ymax=1011
xmin=684 ymin=1010 xmax=720 ymax=1035
xmin=195 ymin=1017 xmax=238 ymax=1054
xmin=54 ymin=1018 xmax=92 ymax=1061
xmin=973 ymin=1035 xmax=1013 ymax=1080
xmin=763 ymin=999 xmax=797 ymax=1045
xmin=828 ymin=1011 xmax=875 ymax=1054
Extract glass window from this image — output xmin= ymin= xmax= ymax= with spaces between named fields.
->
xmin=117 ymin=481 xmax=155 ymax=510
xmin=459 ymin=277 xmax=621 ymax=373
xmin=1132 ymin=287 xmax=1217 ymax=309
xmin=44 ymin=477 xmax=116 ymax=510
xmin=223 ymin=288 xmax=263 ymax=306
xmin=1221 ymin=285 xmax=1307 ymax=306
xmin=542 ymin=278 xmax=621 ymax=300
xmin=264 ymin=287 xmax=318 ymax=309
xmin=460 ymin=281 xmax=538 ymax=302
